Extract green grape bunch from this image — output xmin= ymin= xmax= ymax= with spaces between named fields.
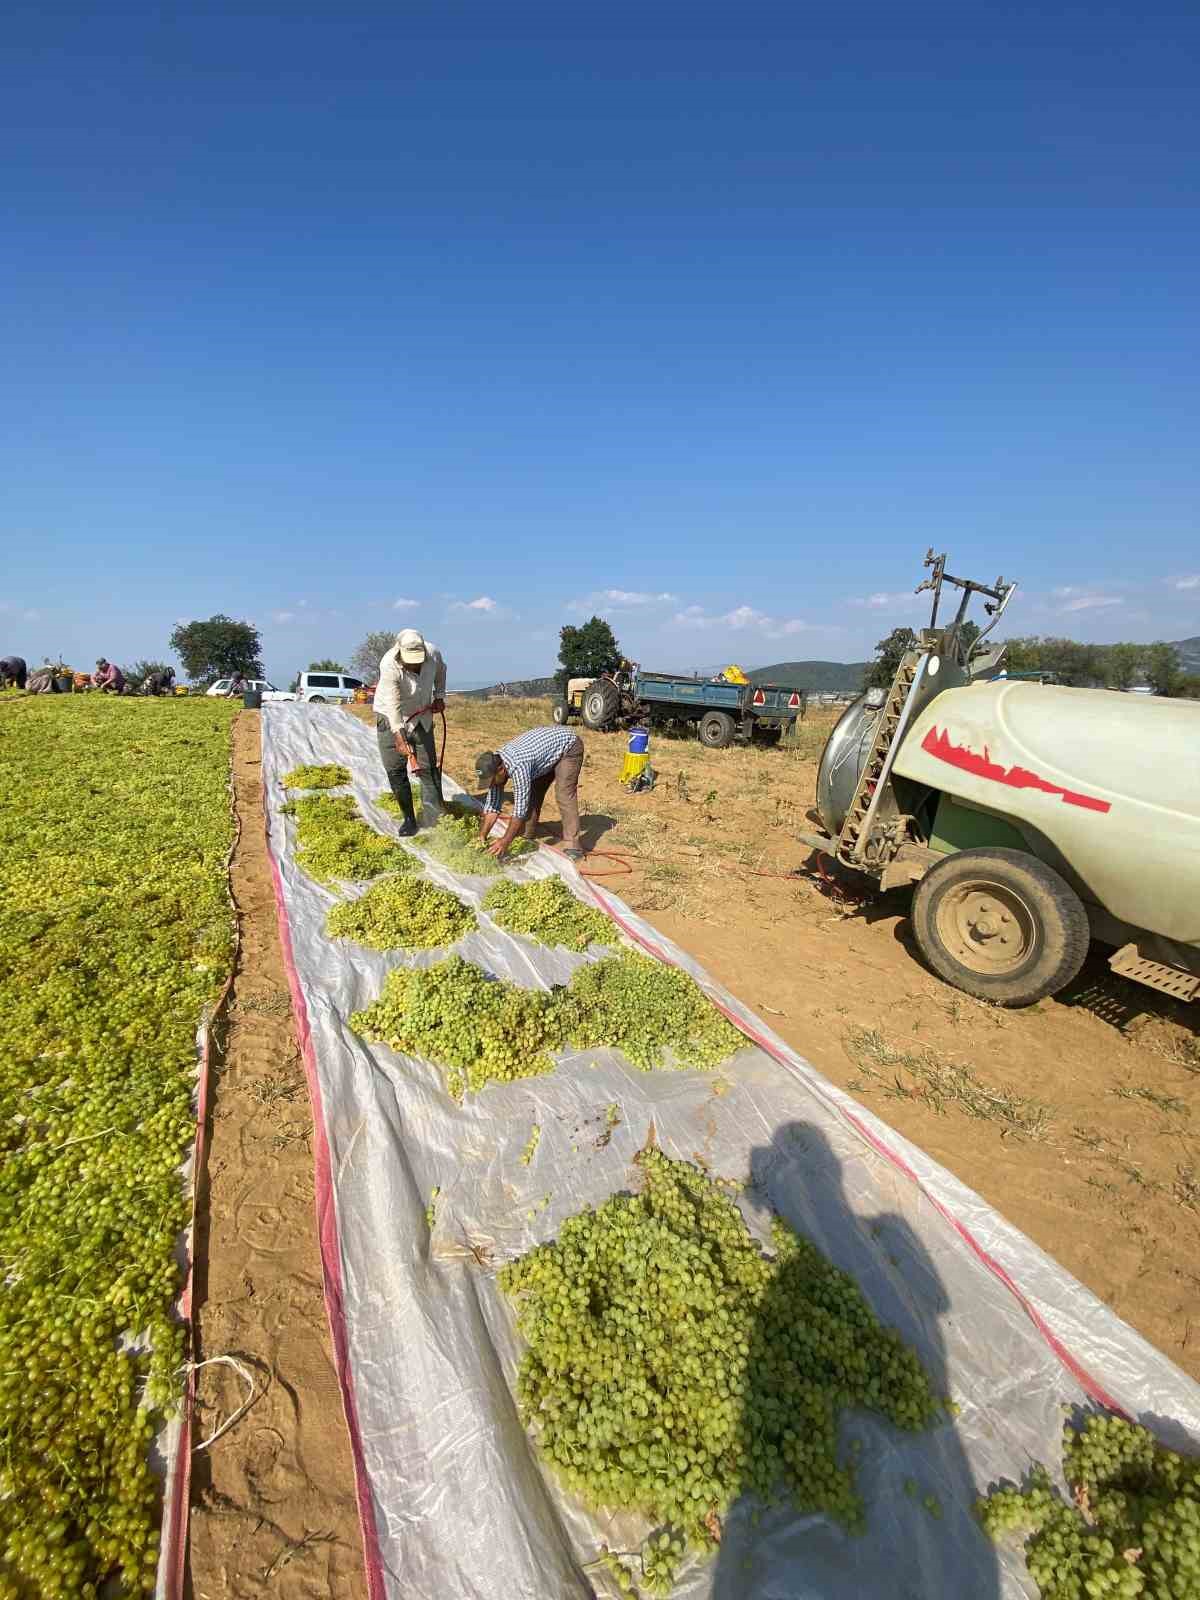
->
xmin=499 ymin=1151 xmax=940 ymax=1563
xmin=416 ymin=812 xmax=536 ymax=878
xmin=560 ymin=953 xmax=746 ymax=1071
xmin=326 ymin=875 xmax=475 ymax=951
xmin=979 ymin=1413 xmax=1200 ymax=1599
xmin=483 ymin=877 xmax=614 ymax=952
xmin=283 ymin=791 xmax=418 ymax=886
xmin=0 ymin=696 xmax=239 ymax=1597
xmin=280 ymin=762 xmax=351 ymax=790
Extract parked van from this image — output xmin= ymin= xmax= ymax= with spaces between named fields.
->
xmin=296 ymin=671 xmax=364 ymax=704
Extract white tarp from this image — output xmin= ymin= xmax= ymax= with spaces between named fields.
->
xmin=259 ymin=704 xmax=1200 ymax=1600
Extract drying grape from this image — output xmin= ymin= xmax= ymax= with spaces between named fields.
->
xmin=979 ymin=1413 xmax=1200 ymax=1599
xmin=561 ymin=952 xmax=745 ymax=1070
xmin=283 ymin=791 xmax=417 ymax=885
xmin=0 ymin=696 xmax=238 ymax=1596
xmin=375 ymin=788 xmax=422 ymax=819
xmin=281 ymin=762 xmax=351 ymax=789
xmin=349 ymin=955 xmax=565 ymax=1098
xmin=500 ymin=1150 xmax=939 ymax=1561
xmin=326 ymin=875 xmax=475 ymax=950
xmin=415 ymin=812 xmax=536 ymax=877
xmin=483 ymin=876 xmax=614 ymax=952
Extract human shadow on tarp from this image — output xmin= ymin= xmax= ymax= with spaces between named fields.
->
xmin=710 ymin=1122 xmax=1002 ymax=1600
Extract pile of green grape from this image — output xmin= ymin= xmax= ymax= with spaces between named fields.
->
xmin=483 ymin=877 xmax=614 ymax=952
xmin=283 ymin=792 xmax=418 ymax=885
xmin=561 ymin=952 xmax=746 ymax=1070
xmin=0 ymin=696 xmax=238 ymax=1596
xmin=326 ymin=875 xmax=476 ymax=951
xmin=349 ymin=955 xmax=566 ymax=1098
xmin=596 ymin=1534 xmax=685 ymax=1599
xmin=280 ymin=761 xmax=351 ymax=790
xmin=375 ymin=789 xmax=422 ymax=820
xmin=416 ymin=812 xmax=536 ymax=877
xmin=500 ymin=1150 xmax=939 ymax=1558
xmin=979 ymin=1413 xmax=1200 ymax=1599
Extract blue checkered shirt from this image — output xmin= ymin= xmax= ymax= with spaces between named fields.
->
xmin=487 ymin=726 xmax=579 ymax=820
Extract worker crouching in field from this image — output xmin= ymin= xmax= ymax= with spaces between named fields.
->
xmin=93 ymin=659 xmax=125 ymax=694
xmin=374 ymin=628 xmax=447 ymax=837
xmin=0 ymin=655 xmax=27 ymax=690
xmin=475 ymin=726 xmax=585 ymax=861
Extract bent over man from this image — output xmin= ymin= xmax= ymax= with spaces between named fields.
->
xmin=373 ymin=629 xmax=447 ymax=836
xmin=0 ymin=655 xmax=27 ymax=690
xmin=474 ymin=725 xmax=585 ymax=861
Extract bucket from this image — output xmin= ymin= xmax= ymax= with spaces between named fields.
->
xmin=243 ymin=689 xmax=262 ymax=710
xmin=628 ymin=727 xmax=649 ymax=755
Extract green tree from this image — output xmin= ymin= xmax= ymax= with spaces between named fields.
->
xmin=863 ymin=627 xmax=917 ymax=690
xmin=1145 ymin=641 xmax=1183 ymax=697
xmin=350 ymin=630 xmax=396 ymax=682
xmin=1177 ymin=674 xmax=1200 ymax=700
xmin=290 ymin=657 xmax=347 ymax=693
xmin=1104 ymin=642 xmax=1143 ymax=691
xmin=556 ymin=616 xmax=621 ymax=692
xmin=169 ymin=616 xmax=263 ymax=687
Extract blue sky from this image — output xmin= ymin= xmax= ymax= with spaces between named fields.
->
xmin=3 ymin=1 xmax=1197 ymax=686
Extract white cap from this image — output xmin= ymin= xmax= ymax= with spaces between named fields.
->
xmin=396 ymin=628 xmax=427 ymax=666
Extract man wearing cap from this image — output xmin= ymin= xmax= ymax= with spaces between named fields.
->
xmin=474 ymin=725 xmax=585 ymax=861
xmin=373 ymin=629 xmax=447 ymax=836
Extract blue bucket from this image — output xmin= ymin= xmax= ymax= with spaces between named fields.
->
xmin=628 ymin=727 xmax=649 ymax=755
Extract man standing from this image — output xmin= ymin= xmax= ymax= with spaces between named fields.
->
xmin=474 ymin=726 xmax=585 ymax=860
xmin=0 ymin=655 xmax=27 ymax=690
xmin=94 ymin=658 xmax=125 ymax=694
xmin=373 ymin=628 xmax=447 ymax=837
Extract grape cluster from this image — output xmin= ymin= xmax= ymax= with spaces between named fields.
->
xmin=280 ymin=762 xmax=351 ymax=790
xmin=326 ymin=875 xmax=475 ymax=951
xmin=561 ymin=953 xmax=746 ymax=1070
xmin=483 ymin=877 xmax=614 ymax=952
xmin=979 ymin=1414 xmax=1200 ymax=1599
xmin=595 ymin=1536 xmax=683 ymax=1599
xmin=499 ymin=1151 xmax=939 ymax=1557
xmin=0 ymin=696 xmax=238 ymax=1596
xmin=349 ymin=955 xmax=565 ymax=1099
xmin=375 ymin=789 xmax=422 ymax=820
xmin=415 ymin=813 xmax=536 ymax=877
xmin=283 ymin=792 xmax=417 ymax=885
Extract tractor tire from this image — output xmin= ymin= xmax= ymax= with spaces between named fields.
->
xmin=698 ymin=711 xmax=736 ymax=749
xmin=552 ymin=698 xmax=571 ymax=725
xmin=909 ymin=847 xmax=1090 ymax=1008
xmin=582 ymin=679 xmax=620 ymax=730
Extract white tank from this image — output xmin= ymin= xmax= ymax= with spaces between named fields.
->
xmin=893 ymin=680 xmax=1200 ymax=945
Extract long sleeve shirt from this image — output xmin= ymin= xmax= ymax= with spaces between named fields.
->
xmin=372 ymin=642 xmax=447 ymax=734
xmin=485 ymin=725 xmax=579 ymax=820
xmin=95 ymin=663 xmax=124 ymax=690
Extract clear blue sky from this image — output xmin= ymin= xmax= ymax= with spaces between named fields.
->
xmin=3 ymin=1 xmax=1197 ymax=686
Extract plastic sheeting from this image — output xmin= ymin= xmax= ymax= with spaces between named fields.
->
xmin=259 ymin=704 xmax=1200 ymax=1600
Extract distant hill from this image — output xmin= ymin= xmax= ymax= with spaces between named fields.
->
xmin=1171 ymin=636 xmax=1200 ymax=673
xmin=455 ymin=675 xmax=557 ymax=700
xmin=749 ymin=660 xmax=869 ymax=692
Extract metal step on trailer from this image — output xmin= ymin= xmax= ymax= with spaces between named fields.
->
xmin=837 ymin=654 xmax=920 ymax=865
xmin=1109 ymin=942 xmax=1200 ymax=1002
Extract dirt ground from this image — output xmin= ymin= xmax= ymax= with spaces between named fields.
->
xmin=426 ymin=695 xmax=1200 ymax=1381
xmin=188 ymin=714 xmax=363 ymax=1598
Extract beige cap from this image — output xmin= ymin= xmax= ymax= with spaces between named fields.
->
xmin=396 ymin=628 xmax=427 ymax=666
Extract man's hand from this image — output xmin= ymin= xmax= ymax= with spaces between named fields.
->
xmin=486 ymin=836 xmax=509 ymax=859
xmin=432 ymin=697 xmax=445 ymax=714
xmin=393 ymin=731 xmax=412 ymax=759
xmin=479 ymin=808 xmax=501 ymax=841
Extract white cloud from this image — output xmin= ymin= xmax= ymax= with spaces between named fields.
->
xmin=1170 ymin=574 xmax=1200 ymax=591
xmin=393 ymin=596 xmax=420 ymax=611
xmin=671 ymin=603 xmax=812 ymax=640
xmin=1052 ymin=586 xmax=1124 ymax=614
xmin=271 ymin=610 xmax=297 ymax=624
xmin=848 ymin=590 xmax=917 ymax=610
xmin=568 ymin=588 xmax=679 ymax=614
xmin=449 ymin=595 xmax=502 ymax=616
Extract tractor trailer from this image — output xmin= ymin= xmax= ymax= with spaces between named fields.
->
xmin=796 ymin=552 xmax=1200 ymax=1008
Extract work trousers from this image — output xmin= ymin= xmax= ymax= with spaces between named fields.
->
xmin=376 ymin=716 xmax=445 ymax=825
xmin=523 ymin=736 xmax=584 ymax=850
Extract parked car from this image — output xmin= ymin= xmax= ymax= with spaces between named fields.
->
xmin=295 ymin=671 xmax=364 ymax=704
xmin=205 ymin=678 xmax=295 ymax=702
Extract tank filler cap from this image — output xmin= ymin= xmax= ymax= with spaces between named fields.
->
xmin=928 ymin=656 xmax=941 ymax=676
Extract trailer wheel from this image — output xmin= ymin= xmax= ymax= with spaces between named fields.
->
xmin=582 ymin=680 xmax=620 ymax=730
xmin=552 ymin=698 xmax=571 ymax=725
xmin=699 ymin=711 xmax=736 ymax=749
xmin=909 ymin=847 xmax=1090 ymax=1008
